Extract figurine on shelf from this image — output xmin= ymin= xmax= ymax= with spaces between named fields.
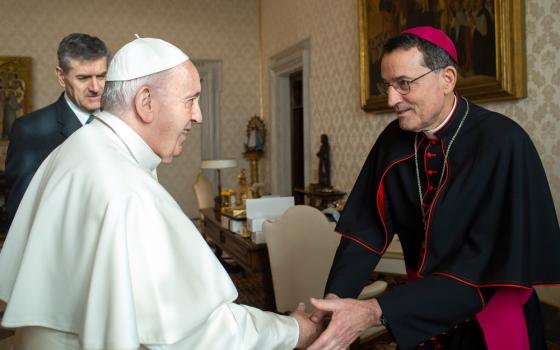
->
xmin=236 ymin=168 xmax=251 ymax=207
xmin=316 ymin=134 xmax=332 ymax=189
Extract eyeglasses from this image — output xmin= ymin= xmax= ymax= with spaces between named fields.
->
xmin=377 ymin=68 xmax=441 ymax=96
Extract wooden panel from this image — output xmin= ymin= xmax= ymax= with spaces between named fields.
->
xmin=201 ymin=208 xmax=275 ymax=311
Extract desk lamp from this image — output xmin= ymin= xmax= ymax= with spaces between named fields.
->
xmin=200 ymin=159 xmax=238 ymax=209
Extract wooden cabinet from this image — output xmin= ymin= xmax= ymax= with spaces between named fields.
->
xmin=293 ymin=187 xmax=346 ymax=210
xmin=201 ymin=208 xmax=276 ymax=311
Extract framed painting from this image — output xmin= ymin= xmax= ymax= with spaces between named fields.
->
xmin=0 ymin=57 xmax=32 ymax=137
xmin=0 ymin=56 xmax=31 ymax=171
xmin=358 ymin=0 xmax=526 ymax=112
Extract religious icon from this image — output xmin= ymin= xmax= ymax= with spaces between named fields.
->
xmin=244 ymin=115 xmax=266 ymax=152
xmin=0 ymin=57 xmax=32 ymax=139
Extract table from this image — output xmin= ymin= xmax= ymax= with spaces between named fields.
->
xmin=201 ymin=209 xmax=406 ymax=312
xmin=293 ymin=187 xmax=346 ymax=210
xmin=201 ymin=208 xmax=276 ymax=311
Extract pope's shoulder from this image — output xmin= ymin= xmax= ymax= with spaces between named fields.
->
xmin=46 ymin=126 xmax=164 ymax=200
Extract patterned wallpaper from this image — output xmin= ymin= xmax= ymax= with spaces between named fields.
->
xmin=1 ymin=0 xmax=558 ymax=224
xmin=0 ymin=0 xmax=558 ymax=304
xmin=0 ymin=0 xmax=260 ymax=218
xmin=261 ymin=0 xmax=560 ymax=224
xmin=260 ymin=0 xmax=560 ymax=304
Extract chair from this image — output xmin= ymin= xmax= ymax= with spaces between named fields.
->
xmin=192 ymin=172 xmax=217 ymax=245
xmin=192 ymin=172 xmax=239 ymax=270
xmin=193 ymin=172 xmax=215 ymax=213
xmin=263 ymin=205 xmax=389 ymax=344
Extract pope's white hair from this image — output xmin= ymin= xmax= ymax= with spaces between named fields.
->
xmin=101 ymin=69 xmax=172 ymax=114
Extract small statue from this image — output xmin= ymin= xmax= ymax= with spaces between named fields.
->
xmin=316 ymin=134 xmax=331 ymax=189
xmin=236 ymin=168 xmax=251 ymax=207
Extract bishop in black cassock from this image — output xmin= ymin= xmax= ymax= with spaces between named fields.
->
xmin=310 ymin=26 xmax=560 ymax=350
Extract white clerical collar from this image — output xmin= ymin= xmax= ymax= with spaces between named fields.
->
xmin=95 ymin=111 xmax=162 ymax=173
xmin=423 ymin=94 xmax=457 ymax=139
xmin=64 ymin=93 xmax=97 ymax=125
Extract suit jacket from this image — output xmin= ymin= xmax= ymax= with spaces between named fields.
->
xmin=3 ymin=93 xmax=82 ymax=231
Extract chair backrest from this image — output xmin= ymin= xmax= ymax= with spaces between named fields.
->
xmin=263 ymin=205 xmax=340 ymax=312
xmin=193 ymin=172 xmax=214 ymax=211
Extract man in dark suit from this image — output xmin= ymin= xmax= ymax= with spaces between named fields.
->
xmin=3 ymin=33 xmax=109 ymax=232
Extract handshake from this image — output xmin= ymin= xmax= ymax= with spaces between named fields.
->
xmin=290 ymin=293 xmax=384 ymax=350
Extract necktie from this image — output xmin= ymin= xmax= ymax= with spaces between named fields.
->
xmin=86 ymin=115 xmax=95 ymax=124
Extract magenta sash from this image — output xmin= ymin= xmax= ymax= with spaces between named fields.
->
xmin=475 ymin=287 xmax=532 ymax=350
xmin=406 ymin=269 xmax=532 ymax=350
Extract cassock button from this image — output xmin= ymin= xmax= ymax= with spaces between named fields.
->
xmin=427 ymin=185 xmax=435 ymax=191
xmin=430 ymin=140 xmax=438 ymax=145
xmin=426 ymin=152 xmax=436 ymax=158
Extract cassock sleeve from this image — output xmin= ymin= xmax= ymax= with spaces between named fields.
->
xmin=324 ymin=240 xmax=486 ymax=350
xmin=377 ymin=275 xmax=485 ymax=349
xmin=325 ymin=238 xmax=381 ymax=298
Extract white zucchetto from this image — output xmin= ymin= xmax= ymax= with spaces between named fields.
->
xmin=107 ymin=35 xmax=189 ymax=82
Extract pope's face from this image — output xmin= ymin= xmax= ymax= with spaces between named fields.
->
xmin=380 ymin=47 xmax=449 ymax=132
xmin=153 ymin=61 xmax=202 ymax=163
xmin=56 ymin=57 xmax=107 ymax=113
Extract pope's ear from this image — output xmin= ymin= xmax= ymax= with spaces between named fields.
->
xmin=441 ymin=66 xmax=457 ymax=94
xmin=135 ymin=86 xmax=154 ymax=123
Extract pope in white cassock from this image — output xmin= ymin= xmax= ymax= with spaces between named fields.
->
xmin=0 ymin=37 xmax=320 ymax=349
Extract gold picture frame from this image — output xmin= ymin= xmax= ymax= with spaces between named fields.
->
xmin=0 ymin=57 xmax=32 ymax=138
xmin=359 ymin=0 xmax=526 ymax=113
xmin=0 ymin=56 xmax=32 ymax=172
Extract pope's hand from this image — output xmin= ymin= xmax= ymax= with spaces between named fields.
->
xmin=310 ymin=292 xmax=339 ymax=325
xmin=307 ymin=297 xmax=382 ymax=350
xmin=291 ymin=302 xmax=323 ymax=349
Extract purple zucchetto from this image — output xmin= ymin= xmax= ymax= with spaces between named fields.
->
xmin=402 ymin=26 xmax=458 ymax=63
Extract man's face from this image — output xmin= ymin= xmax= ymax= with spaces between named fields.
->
xmin=153 ymin=61 xmax=202 ymax=163
xmin=56 ymin=57 xmax=107 ymax=113
xmin=380 ymin=47 xmax=449 ymax=132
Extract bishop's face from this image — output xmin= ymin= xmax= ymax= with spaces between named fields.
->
xmin=380 ymin=47 xmax=452 ymax=132
xmin=152 ymin=61 xmax=202 ymax=163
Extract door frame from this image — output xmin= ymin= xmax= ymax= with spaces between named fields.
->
xmin=269 ymin=39 xmax=311 ymax=196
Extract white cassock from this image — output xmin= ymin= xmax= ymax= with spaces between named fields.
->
xmin=0 ymin=111 xmax=298 ymax=350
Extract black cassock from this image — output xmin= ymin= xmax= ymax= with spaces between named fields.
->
xmin=326 ymin=97 xmax=560 ymax=349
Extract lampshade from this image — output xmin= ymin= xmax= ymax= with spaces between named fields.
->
xmin=200 ymin=159 xmax=238 ymax=170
